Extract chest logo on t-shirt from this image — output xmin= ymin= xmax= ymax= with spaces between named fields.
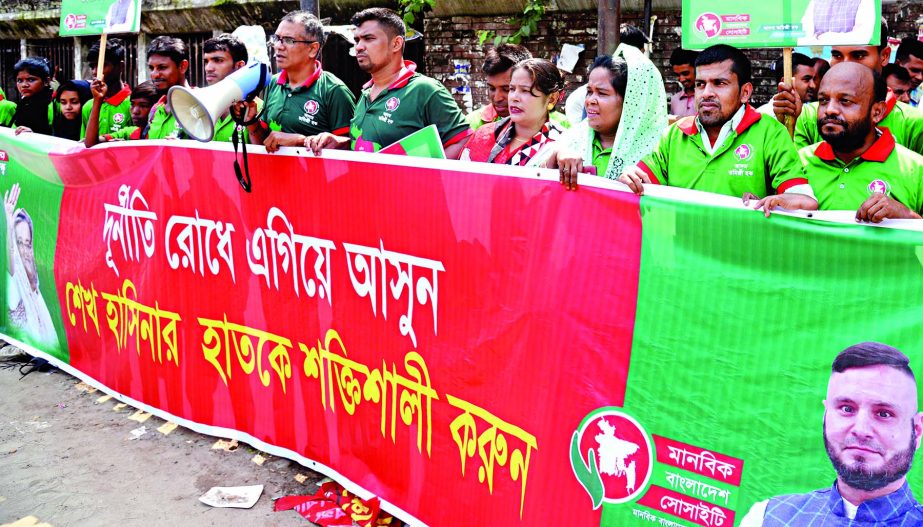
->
xmin=868 ymin=179 xmax=890 ymax=195
xmin=113 ymin=113 xmax=125 ymax=124
xmin=386 ymin=97 xmax=401 ymax=111
xmin=304 ymin=100 xmax=319 ymax=115
xmin=734 ymin=144 xmax=752 ymax=161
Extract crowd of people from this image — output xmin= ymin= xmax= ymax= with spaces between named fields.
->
xmin=2 ymin=7 xmax=923 ymax=223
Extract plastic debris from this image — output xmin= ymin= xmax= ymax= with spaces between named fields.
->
xmin=199 ymin=485 xmax=263 ymax=509
xmin=129 ymin=426 xmax=148 ymax=440
xmin=251 ymin=454 xmax=266 ymax=466
xmin=275 ymin=482 xmax=397 ymax=526
xmin=95 ymin=394 xmax=113 ymax=404
xmin=112 ymin=403 xmax=128 ymax=412
xmin=294 ymin=474 xmax=308 ymax=484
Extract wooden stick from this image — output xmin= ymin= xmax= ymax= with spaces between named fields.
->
xmin=96 ymin=33 xmax=107 ymax=81
xmin=783 ymin=47 xmax=794 ymax=138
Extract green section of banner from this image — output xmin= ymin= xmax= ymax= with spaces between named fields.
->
xmin=0 ymin=132 xmax=69 ymax=362
xmin=602 ymin=196 xmax=923 ymax=526
xmin=681 ymin=0 xmax=881 ymax=49
xmin=60 ymin=0 xmax=140 ymax=36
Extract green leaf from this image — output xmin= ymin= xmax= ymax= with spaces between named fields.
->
xmin=520 ymin=24 xmax=531 ymax=37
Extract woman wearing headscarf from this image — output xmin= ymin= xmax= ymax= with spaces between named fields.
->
xmin=541 ymin=44 xmax=668 ymax=189
xmin=50 ymin=79 xmax=91 ymax=141
xmin=461 ymin=58 xmax=565 ymax=166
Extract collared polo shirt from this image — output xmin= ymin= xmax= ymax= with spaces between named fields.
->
xmin=795 ymin=89 xmax=923 ymax=155
xmin=638 ymin=104 xmax=808 ymax=198
xmin=351 ymin=61 xmax=472 ymax=152
xmin=262 ymin=64 xmax=355 ymax=137
xmin=800 ymin=128 xmax=923 ymax=212
xmin=80 ymin=82 xmax=131 ymax=138
xmin=147 ymin=95 xmax=181 ymax=140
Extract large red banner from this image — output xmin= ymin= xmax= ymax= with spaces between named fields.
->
xmin=50 ymin=143 xmax=642 ymax=526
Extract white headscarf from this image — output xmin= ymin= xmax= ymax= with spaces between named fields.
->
xmin=547 ymin=44 xmax=669 ymax=179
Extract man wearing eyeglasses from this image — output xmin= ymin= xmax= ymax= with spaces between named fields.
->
xmin=244 ymin=10 xmax=356 ymax=152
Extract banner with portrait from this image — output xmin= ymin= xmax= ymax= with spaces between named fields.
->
xmin=1 ymin=128 xmax=921 ymax=527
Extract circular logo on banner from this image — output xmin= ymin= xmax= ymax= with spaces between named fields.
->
xmin=304 ymin=100 xmax=319 ymax=115
xmin=868 ymin=179 xmax=889 ymax=195
xmin=113 ymin=113 xmax=125 ymax=124
xmin=571 ymin=408 xmax=653 ymax=506
xmin=695 ymin=13 xmax=722 ymax=39
xmin=64 ymin=13 xmax=78 ymax=29
xmin=386 ymin=96 xmax=401 ymax=112
xmin=735 ymin=144 xmax=753 ymax=161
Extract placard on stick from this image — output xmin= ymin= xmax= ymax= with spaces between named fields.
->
xmin=60 ymin=0 xmax=141 ymax=78
xmin=681 ymin=0 xmax=881 ymax=50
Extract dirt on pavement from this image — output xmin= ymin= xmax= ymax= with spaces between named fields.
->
xmin=0 ymin=353 xmax=327 ymax=527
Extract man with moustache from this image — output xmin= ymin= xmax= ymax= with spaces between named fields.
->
xmin=466 ymin=43 xmax=533 ymax=129
xmin=145 ymin=36 xmax=190 ymax=140
xmin=740 ymin=342 xmax=923 ymax=526
xmin=305 ymin=8 xmax=471 ymax=158
xmin=799 ymin=63 xmax=923 ymax=223
xmin=773 ymin=20 xmax=923 ymax=155
xmin=243 ymin=11 xmax=355 ymax=153
xmin=618 ymin=44 xmax=817 ymax=214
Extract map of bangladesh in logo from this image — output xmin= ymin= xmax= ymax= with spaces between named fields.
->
xmin=695 ymin=13 xmax=722 ymax=39
xmin=570 ymin=408 xmax=653 ymax=508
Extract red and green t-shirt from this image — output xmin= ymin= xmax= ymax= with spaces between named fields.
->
xmin=351 ymin=61 xmax=471 ymax=152
xmin=81 ymin=82 xmax=131 ymax=139
xmin=639 ymin=105 xmax=807 ymax=198
xmin=795 ymin=90 xmax=923 ymax=155
xmin=800 ymin=128 xmax=923 ymax=212
xmin=262 ymin=64 xmax=355 ymax=137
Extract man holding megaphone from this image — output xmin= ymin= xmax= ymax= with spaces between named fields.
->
xmin=240 ymin=11 xmax=356 ymax=153
xmin=202 ymin=34 xmax=262 ymax=143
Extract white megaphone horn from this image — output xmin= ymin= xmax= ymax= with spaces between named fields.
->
xmin=168 ymin=61 xmax=271 ymax=142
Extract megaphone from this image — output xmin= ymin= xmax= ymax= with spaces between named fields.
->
xmin=168 ymin=61 xmax=271 ymax=142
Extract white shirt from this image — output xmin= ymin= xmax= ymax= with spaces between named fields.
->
xmin=695 ymin=104 xmax=746 ymax=156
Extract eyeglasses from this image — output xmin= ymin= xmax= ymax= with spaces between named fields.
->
xmin=268 ymin=35 xmax=318 ymax=47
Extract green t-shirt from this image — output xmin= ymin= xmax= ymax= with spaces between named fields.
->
xmin=351 ymin=62 xmax=471 ymax=152
xmin=799 ymin=129 xmax=923 ymax=212
xmin=591 ymin=133 xmax=612 ymax=177
xmin=639 ymin=106 xmax=807 ymax=198
xmin=147 ymin=96 xmax=181 ymax=140
xmin=466 ymin=103 xmax=570 ymax=131
xmin=81 ymin=83 xmax=132 ymax=139
xmin=263 ymin=67 xmax=355 ymax=137
xmin=0 ymin=100 xmax=16 ymax=127
xmin=795 ymin=95 xmax=923 ymax=155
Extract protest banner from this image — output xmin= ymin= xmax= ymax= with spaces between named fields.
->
xmin=2 ymin=129 xmax=922 ymax=526
xmin=682 ymin=0 xmax=882 ymax=49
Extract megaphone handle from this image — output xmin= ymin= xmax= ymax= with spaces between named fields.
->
xmin=232 ymin=125 xmax=253 ymax=193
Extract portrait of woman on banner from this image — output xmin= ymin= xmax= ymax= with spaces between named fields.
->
xmin=4 ymin=183 xmax=59 ymax=350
